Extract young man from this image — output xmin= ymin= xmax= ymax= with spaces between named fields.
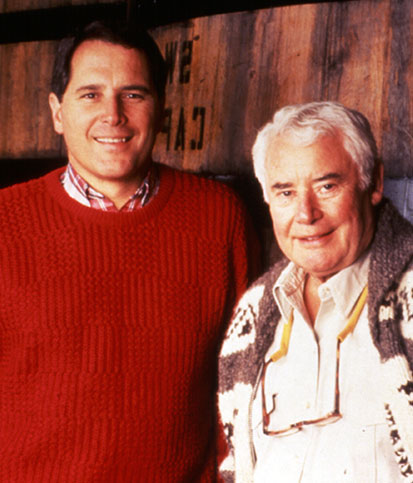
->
xmin=219 ymin=101 xmax=413 ymax=482
xmin=0 ymin=21 xmax=258 ymax=481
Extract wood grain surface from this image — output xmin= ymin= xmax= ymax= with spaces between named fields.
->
xmin=1 ymin=0 xmax=412 ymax=178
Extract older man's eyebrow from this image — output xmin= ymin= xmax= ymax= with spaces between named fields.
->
xmin=271 ymin=181 xmax=294 ymax=190
xmin=314 ymin=172 xmax=343 ymax=183
xmin=271 ymin=173 xmax=344 ymax=189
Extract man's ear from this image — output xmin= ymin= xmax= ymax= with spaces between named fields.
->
xmin=371 ymin=161 xmax=384 ymax=206
xmin=48 ymin=92 xmax=64 ymax=135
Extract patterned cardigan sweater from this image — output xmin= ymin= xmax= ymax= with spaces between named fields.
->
xmin=218 ymin=199 xmax=413 ymax=482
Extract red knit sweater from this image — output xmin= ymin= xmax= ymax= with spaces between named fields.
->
xmin=0 ymin=164 xmax=257 ymax=482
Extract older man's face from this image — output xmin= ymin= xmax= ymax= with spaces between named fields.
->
xmin=265 ymin=134 xmax=383 ymax=282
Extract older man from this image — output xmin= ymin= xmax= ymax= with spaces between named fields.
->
xmin=218 ymin=101 xmax=413 ymax=482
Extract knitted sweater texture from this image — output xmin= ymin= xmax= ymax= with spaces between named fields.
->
xmin=218 ymin=199 xmax=413 ymax=482
xmin=0 ymin=164 xmax=256 ymax=482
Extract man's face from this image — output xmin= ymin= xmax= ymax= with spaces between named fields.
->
xmin=264 ymin=134 xmax=383 ymax=281
xmin=49 ymin=40 xmax=162 ymax=191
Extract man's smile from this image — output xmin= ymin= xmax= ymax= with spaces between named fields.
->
xmin=295 ymin=229 xmax=335 ymax=244
xmin=94 ymin=136 xmax=132 ymax=144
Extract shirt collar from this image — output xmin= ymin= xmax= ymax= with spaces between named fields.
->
xmin=61 ymin=163 xmax=159 ymax=211
xmin=274 ymin=250 xmax=371 ymax=321
xmin=273 ymin=263 xmax=307 ymax=323
xmin=320 ymin=250 xmax=370 ymax=318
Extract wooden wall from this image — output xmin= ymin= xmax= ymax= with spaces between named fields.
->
xmin=1 ymin=0 xmax=413 ymax=181
xmin=150 ymin=0 xmax=413 ymax=178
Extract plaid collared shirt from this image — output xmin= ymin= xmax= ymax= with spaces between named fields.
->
xmin=60 ymin=163 xmax=159 ymax=212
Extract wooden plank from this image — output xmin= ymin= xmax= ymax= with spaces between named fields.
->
xmin=0 ymin=40 xmax=61 ymax=157
xmin=150 ymin=1 xmax=389 ymax=174
xmin=1 ymin=0 xmax=413 ymax=179
xmin=150 ymin=0 xmax=413 ymax=177
xmin=0 ymin=1 xmax=324 ymax=28
xmin=381 ymin=0 xmax=413 ymax=177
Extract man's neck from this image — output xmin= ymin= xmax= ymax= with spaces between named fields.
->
xmin=94 ymin=179 xmax=143 ymax=210
xmin=66 ymin=162 xmax=153 ymax=210
xmin=303 ymin=274 xmax=322 ymax=327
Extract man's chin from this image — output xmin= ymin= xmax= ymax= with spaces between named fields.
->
xmin=299 ymin=259 xmax=341 ymax=282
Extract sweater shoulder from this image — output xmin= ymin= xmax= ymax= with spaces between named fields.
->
xmin=0 ymin=171 xmax=51 ymax=203
xmin=0 ymin=171 xmax=64 ymax=241
xmin=0 ymin=171 xmax=55 ymax=225
xmin=220 ymin=260 xmax=286 ymax=362
xmin=251 ymin=258 xmax=288 ymax=292
xmin=161 ymin=166 xmax=253 ymax=241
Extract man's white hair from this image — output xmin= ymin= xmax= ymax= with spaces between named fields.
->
xmin=252 ymin=101 xmax=378 ymax=202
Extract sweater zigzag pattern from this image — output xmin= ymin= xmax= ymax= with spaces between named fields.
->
xmin=218 ymin=200 xmax=413 ymax=482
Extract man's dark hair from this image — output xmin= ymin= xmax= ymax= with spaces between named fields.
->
xmin=51 ymin=20 xmax=167 ymax=101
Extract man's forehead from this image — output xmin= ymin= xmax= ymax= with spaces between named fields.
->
xmin=66 ymin=40 xmax=151 ymax=88
xmin=266 ymin=132 xmax=348 ymax=161
xmin=264 ymin=133 xmax=357 ymax=180
xmin=268 ymin=130 xmax=342 ymax=151
xmin=70 ymin=39 xmax=146 ymax=66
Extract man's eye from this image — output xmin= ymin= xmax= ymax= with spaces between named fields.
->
xmin=321 ymin=183 xmax=335 ymax=192
xmin=124 ymin=93 xmax=144 ymax=100
xmin=81 ymin=93 xmax=97 ymax=99
xmin=281 ymin=191 xmax=292 ymax=197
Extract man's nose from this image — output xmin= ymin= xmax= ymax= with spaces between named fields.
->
xmin=295 ymin=192 xmax=322 ymax=224
xmin=100 ymin=96 xmax=125 ymax=125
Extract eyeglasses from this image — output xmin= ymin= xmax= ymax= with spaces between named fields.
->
xmin=260 ymin=285 xmax=368 ymax=437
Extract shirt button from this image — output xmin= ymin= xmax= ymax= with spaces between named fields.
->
xmin=318 ymin=287 xmax=330 ymax=300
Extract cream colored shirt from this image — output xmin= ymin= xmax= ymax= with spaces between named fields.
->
xmin=252 ymin=253 xmax=402 ymax=482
